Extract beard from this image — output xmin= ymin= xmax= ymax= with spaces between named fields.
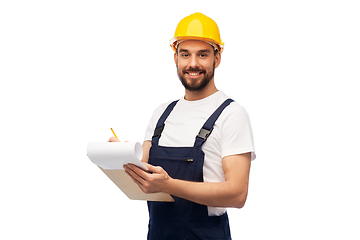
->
xmin=177 ymin=62 xmax=215 ymax=92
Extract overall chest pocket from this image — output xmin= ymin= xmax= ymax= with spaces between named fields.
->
xmin=149 ymin=146 xmax=205 ymax=182
xmin=150 ymin=156 xmax=203 ymax=182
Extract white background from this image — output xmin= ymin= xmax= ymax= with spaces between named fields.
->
xmin=1 ymin=0 xmax=359 ymax=239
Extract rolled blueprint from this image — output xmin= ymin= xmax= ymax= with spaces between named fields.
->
xmin=87 ymin=142 xmax=147 ymax=170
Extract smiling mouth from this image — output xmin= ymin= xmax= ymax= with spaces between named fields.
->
xmin=186 ymin=71 xmax=205 ymax=78
xmin=182 ymin=67 xmax=205 ymax=78
xmin=188 ymin=72 xmax=201 ymax=76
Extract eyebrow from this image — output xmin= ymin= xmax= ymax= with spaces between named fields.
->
xmin=179 ymin=49 xmax=211 ymax=53
xmin=198 ymin=49 xmax=211 ymax=53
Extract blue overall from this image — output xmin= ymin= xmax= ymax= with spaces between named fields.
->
xmin=147 ymin=98 xmax=234 ymax=240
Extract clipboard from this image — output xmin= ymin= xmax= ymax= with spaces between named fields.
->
xmin=99 ymin=167 xmax=174 ymax=202
xmin=87 ymin=142 xmax=174 ymax=202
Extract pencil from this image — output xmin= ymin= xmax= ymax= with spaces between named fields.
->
xmin=110 ymin=128 xmax=118 ymax=140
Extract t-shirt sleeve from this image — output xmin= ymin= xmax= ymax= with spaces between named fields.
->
xmin=220 ymin=103 xmax=256 ymax=161
xmin=144 ymin=116 xmax=156 ymax=142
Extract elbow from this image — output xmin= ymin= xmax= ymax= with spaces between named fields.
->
xmin=234 ymin=198 xmax=246 ymax=209
xmin=232 ymin=193 xmax=248 ymax=209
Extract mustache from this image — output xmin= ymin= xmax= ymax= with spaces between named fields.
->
xmin=182 ymin=67 xmax=206 ymax=74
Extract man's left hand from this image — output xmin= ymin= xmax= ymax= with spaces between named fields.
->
xmin=123 ymin=162 xmax=171 ymax=194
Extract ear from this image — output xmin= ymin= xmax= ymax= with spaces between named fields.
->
xmin=174 ymin=52 xmax=178 ymax=67
xmin=214 ymin=52 xmax=221 ymax=68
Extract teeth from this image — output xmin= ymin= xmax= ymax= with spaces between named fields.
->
xmin=188 ymin=72 xmax=199 ymax=76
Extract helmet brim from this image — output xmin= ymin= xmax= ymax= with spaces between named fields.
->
xmin=170 ymin=36 xmax=224 ymax=54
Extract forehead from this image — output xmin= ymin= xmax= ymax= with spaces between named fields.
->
xmin=177 ymin=40 xmax=214 ymax=53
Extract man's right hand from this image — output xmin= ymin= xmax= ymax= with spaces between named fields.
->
xmin=108 ymin=137 xmax=120 ymax=142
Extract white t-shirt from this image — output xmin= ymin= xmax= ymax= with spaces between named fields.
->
xmin=144 ymin=91 xmax=256 ymax=216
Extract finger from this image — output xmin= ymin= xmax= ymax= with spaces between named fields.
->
xmin=125 ymin=169 xmax=147 ymax=193
xmin=126 ymin=164 xmax=150 ymax=180
xmin=124 ymin=165 xmax=155 ymax=194
xmin=124 ymin=165 xmax=146 ymax=186
xmin=108 ymin=137 xmax=120 ymax=142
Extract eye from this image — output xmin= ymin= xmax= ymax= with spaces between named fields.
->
xmin=181 ymin=53 xmax=189 ymax=58
xmin=199 ymin=54 xmax=207 ymax=58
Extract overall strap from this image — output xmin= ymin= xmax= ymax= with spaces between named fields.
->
xmin=194 ymin=98 xmax=234 ymax=147
xmin=152 ymin=100 xmax=179 ymax=146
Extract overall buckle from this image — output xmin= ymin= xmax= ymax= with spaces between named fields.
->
xmin=196 ymin=127 xmax=214 ymax=142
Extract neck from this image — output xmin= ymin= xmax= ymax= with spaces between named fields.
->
xmin=184 ymin=79 xmax=218 ymax=101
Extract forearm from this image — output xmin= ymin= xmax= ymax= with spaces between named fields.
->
xmin=125 ymin=153 xmax=251 ymax=209
xmin=164 ymin=178 xmax=247 ymax=208
xmin=141 ymin=141 xmax=151 ymax=163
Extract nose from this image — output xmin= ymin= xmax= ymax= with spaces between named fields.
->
xmin=189 ymin=55 xmax=199 ymax=68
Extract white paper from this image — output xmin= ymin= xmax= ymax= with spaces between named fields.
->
xmin=87 ymin=142 xmax=148 ymax=170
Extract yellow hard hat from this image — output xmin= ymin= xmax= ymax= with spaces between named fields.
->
xmin=170 ymin=12 xmax=224 ymax=53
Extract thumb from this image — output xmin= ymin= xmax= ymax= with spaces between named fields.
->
xmin=143 ymin=162 xmax=162 ymax=173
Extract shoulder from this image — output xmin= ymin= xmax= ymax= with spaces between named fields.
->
xmin=215 ymin=102 xmax=251 ymax=135
xmin=214 ymin=95 xmax=256 ymax=160
xmin=216 ymin=91 xmax=248 ymax=112
xmin=227 ymin=101 xmax=249 ymax=118
xmin=144 ymin=99 xmax=179 ymax=141
xmin=150 ymin=99 xmax=179 ymax=119
xmin=217 ymin=92 xmax=250 ymax=122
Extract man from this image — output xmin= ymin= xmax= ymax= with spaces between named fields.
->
xmin=110 ymin=12 xmax=255 ymax=240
